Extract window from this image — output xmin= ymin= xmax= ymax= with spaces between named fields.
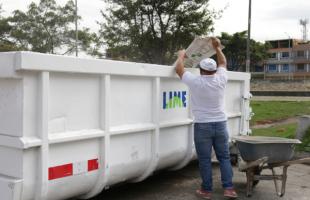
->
xmin=297 ymin=64 xmax=306 ymax=71
xmin=297 ymin=51 xmax=305 ymax=58
xmin=267 ymin=64 xmax=277 ymax=72
xmin=281 ymin=52 xmax=289 ymax=58
xmin=269 ymin=53 xmax=277 ymax=59
xmin=281 ymin=64 xmax=289 ymax=72
xmin=269 ymin=41 xmax=278 ymax=48
xmin=254 ymin=65 xmax=264 ymax=72
xmin=279 ymin=40 xmax=291 ymax=48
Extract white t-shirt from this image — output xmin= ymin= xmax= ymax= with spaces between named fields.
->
xmin=182 ymin=67 xmax=228 ymax=123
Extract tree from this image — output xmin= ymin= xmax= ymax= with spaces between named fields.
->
xmin=100 ymin=0 xmax=219 ymax=65
xmin=0 ymin=5 xmax=20 ymax=51
xmin=219 ymin=31 xmax=270 ymax=72
xmin=62 ymin=28 xmax=103 ymax=56
xmin=7 ymin=0 xmax=100 ymax=56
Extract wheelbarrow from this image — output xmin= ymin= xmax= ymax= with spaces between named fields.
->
xmin=232 ymin=136 xmax=310 ymax=197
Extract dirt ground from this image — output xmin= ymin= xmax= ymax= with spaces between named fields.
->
xmin=89 ymin=161 xmax=310 ymax=200
xmin=251 ymin=117 xmax=298 ymax=129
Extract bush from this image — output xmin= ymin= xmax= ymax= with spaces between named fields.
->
xmin=296 ymin=128 xmax=310 ymax=152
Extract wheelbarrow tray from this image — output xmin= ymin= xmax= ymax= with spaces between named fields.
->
xmin=233 ymin=136 xmax=301 ymax=163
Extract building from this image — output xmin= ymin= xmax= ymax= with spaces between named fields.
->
xmin=262 ymin=39 xmax=310 ymax=80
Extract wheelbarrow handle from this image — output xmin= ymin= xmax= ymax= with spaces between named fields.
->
xmin=269 ymin=157 xmax=310 ymax=168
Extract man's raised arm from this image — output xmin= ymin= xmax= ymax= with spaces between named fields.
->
xmin=175 ymin=49 xmax=186 ymax=78
xmin=212 ymin=37 xmax=227 ymax=69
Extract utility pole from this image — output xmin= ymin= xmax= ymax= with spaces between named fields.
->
xmin=246 ymin=0 xmax=252 ymax=72
xmin=75 ymin=0 xmax=78 ymax=57
xmin=300 ymin=19 xmax=309 ymax=42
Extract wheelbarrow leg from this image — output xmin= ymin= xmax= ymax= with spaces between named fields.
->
xmin=280 ymin=166 xmax=288 ymax=197
xmin=246 ymin=169 xmax=254 ymax=197
xmin=271 ymin=167 xmax=288 ymax=197
xmin=271 ymin=168 xmax=281 ymax=196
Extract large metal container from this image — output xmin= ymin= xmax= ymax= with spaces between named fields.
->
xmin=0 ymin=52 xmax=251 ymax=200
xmin=233 ymin=136 xmax=301 ymax=163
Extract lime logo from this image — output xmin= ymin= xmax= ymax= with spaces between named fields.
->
xmin=163 ymin=91 xmax=187 ymax=109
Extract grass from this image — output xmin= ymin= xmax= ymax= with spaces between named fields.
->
xmin=251 ymin=123 xmax=297 ymax=139
xmin=250 ymin=101 xmax=310 ymax=125
xmin=250 ymin=101 xmax=310 ymax=152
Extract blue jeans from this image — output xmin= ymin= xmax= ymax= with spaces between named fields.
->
xmin=194 ymin=121 xmax=233 ymax=191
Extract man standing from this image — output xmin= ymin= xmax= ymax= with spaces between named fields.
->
xmin=175 ymin=37 xmax=238 ymax=199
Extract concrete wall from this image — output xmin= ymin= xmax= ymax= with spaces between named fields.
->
xmin=251 ymin=80 xmax=310 ymax=91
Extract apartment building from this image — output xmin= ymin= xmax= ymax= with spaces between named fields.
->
xmin=263 ymin=39 xmax=310 ymax=79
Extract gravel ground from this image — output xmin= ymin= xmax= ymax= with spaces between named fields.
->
xmin=89 ymin=161 xmax=310 ymax=200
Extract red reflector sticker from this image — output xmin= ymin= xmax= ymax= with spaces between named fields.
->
xmin=88 ymin=159 xmax=99 ymax=171
xmin=48 ymin=163 xmax=73 ymax=180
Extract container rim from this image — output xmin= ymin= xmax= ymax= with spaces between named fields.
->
xmin=232 ymin=136 xmax=302 ymax=144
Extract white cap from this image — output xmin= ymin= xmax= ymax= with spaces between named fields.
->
xmin=199 ymin=58 xmax=217 ymax=71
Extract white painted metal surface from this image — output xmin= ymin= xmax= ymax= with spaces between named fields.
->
xmin=0 ymin=52 xmax=251 ymax=200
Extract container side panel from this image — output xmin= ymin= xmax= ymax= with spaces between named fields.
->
xmin=49 ymin=139 xmax=100 ymax=170
xmin=0 ymin=52 xmax=19 ymax=78
xmin=227 ymin=118 xmax=241 ymax=139
xmin=23 ymin=72 xmax=39 ymax=137
xmin=225 ymin=80 xmax=242 ymax=116
xmin=108 ymin=131 xmax=152 ymax=186
xmin=110 ymin=76 xmax=152 ymax=126
xmin=160 ymin=79 xmax=190 ymax=123
xmin=22 ymin=148 xmax=38 ymax=200
xmin=0 ymin=79 xmax=23 ymax=137
xmin=157 ymin=126 xmax=189 ymax=170
xmin=0 ymin=146 xmax=23 ymax=178
xmin=0 ymin=175 xmax=22 ymax=200
xmin=49 ymin=73 xmax=100 ymax=133
xmin=48 ymin=139 xmax=100 ymax=199
xmin=47 ymin=173 xmax=98 ymax=200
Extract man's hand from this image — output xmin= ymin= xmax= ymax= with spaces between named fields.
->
xmin=175 ymin=49 xmax=186 ymax=78
xmin=211 ymin=37 xmax=227 ymax=68
xmin=178 ymin=49 xmax=187 ymax=61
xmin=211 ymin=37 xmax=221 ymax=50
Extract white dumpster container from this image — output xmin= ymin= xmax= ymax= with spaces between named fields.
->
xmin=0 ymin=52 xmax=251 ymax=200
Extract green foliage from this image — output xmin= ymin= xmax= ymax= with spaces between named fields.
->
xmin=219 ymin=31 xmax=270 ymax=71
xmin=8 ymin=0 xmax=73 ymax=53
xmin=0 ymin=5 xmax=20 ymax=51
xmin=100 ymin=0 xmax=219 ymax=64
xmin=252 ymin=123 xmax=297 ymax=139
xmin=4 ymin=0 xmax=100 ymax=56
xmin=250 ymin=101 xmax=310 ymax=125
xmin=295 ymin=128 xmax=310 ymax=152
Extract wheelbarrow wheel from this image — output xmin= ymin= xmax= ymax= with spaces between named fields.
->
xmin=252 ymin=167 xmax=261 ymax=187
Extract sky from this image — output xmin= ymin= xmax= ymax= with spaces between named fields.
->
xmin=1 ymin=0 xmax=309 ymax=42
